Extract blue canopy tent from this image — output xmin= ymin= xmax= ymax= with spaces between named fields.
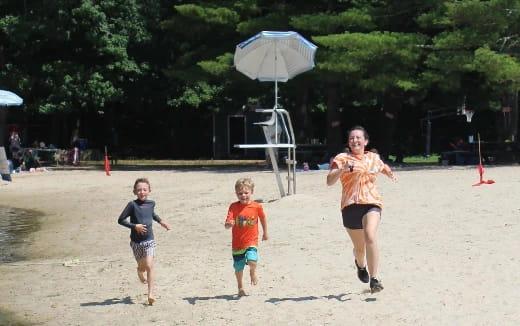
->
xmin=0 ymin=90 xmax=24 ymax=181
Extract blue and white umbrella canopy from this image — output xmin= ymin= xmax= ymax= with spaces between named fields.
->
xmin=234 ymin=31 xmax=317 ymax=82
xmin=234 ymin=31 xmax=317 ymax=108
xmin=0 ymin=90 xmax=23 ymax=106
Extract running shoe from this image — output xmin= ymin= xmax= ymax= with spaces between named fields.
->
xmin=370 ymin=277 xmax=384 ymax=293
xmin=355 ymin=260 xmax=369 ymax=283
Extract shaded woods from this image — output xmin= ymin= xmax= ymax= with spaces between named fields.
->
xmin=0 ymin=1 xmax=519 ymax=160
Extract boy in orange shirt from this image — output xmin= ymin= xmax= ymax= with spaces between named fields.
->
xmin=225 ymin=178 xmax=268 ymax=296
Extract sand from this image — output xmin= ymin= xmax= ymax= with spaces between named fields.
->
xmin=0 ymin=164 xmax=519 ymax=325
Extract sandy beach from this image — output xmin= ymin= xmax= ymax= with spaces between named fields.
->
xmin=0 ymin=164 xmax=519 ymax=325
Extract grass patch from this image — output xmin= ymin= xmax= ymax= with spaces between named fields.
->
xmin=388 ymin=154 xmax=440 ymax=164
xmin=75 ymin=159 xmax=266 ymax=167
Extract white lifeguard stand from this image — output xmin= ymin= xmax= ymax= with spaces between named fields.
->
xmin=234 ymin=107 xmax=297 ymax=197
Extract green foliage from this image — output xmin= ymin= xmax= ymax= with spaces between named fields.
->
xmin=315 ymin=31 xmax=426 ymax=92
xmin=0 ymin=15 xmax=20 ymax=36
xmin=36 ymin=61 xmax=122 ymax=113
xmin=236 ymin=13 xmax=290 ymax=35
xmin=174 ymin=4 xmax=240 ymax=26
xmin=421 ymin=0 xmax=520 ymax=96
xmin=167 ymin=81 xmax=223 ymax=109
xmin=388 ymin=154 xmax=440 ymax=164
xmin=432 ymin=29 xmax=499 ymax=50
xmin=474 ymin=46 xmax=520 ymax=91
xmin=198 ymin=53 xmax=234 ymax=76
xmin=444 ymin=0 xmax=510 ymax=28
xmin=230 ymin=0 xmax=261 ymax=16
xmin=291 ymin=9 xmax=375 ymax=34
xmin=420 ymin=70 xmax=461 ymax=91
xmin=0 ymin=0 xmax=154 ymax=116
xmin=416 ymin=8 xmax=451 ymax=29
xmin=1 ymin=0 xmax=520 ymax=154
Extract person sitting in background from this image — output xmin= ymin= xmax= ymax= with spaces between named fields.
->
xmin=12 ymin=150 xmax=23 ymax=171
xmin=21 ymin=149 xmax=43 ymax=172
xmin=448 ymin=137 xmax=466 ymax=151
xmin=449 ymin=137 xmax=470 ymax=165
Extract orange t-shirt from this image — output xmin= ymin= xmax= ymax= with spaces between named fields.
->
xmin=331 ymin=151 xmax=386 ymax=210
xmin=226 ymin=201 xmax=266 ymax=251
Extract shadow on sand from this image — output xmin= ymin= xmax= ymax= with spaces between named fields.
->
xmin=265 ymin=292 xmax=379 ymax=303
xmin=183 ymin=294 xmax=240 ymax=305
xmin=80 ymin=296 xmax=134 ymax=306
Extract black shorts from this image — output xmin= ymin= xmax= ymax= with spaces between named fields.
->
xmin=341 ymin=204 xmax=381 ymax=229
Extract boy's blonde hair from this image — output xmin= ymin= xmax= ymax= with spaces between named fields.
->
xmin=133 ymin=177 xmax=151 ymax=193
xmin=235 ymin=177 xmax=254 ymax=192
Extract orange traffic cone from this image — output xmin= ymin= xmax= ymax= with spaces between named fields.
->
xmin=104 ymin=146 xmax=111 ymax=176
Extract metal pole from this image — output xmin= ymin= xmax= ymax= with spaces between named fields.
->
xmin=426 ymin=119 xmax=431 ymax=157
xmin=262 ymin=125 xmax=285 ymax=197
xmin=0 ymin=108 xmax=11 ymax=181
xmin=274 ymin=40 xmax=279 ymax=143
xmin=512 ymin=91 xmax=519 ymax=142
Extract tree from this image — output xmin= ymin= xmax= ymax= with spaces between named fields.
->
xmin=1 ymin=0 xmax=519 ymax=160
xmin=0 ymin=0 xmax=154 ymax=147
xmin=419 ymin=0 xmax=520 ymax=141
xmin=310 ymin=4 xmax=428 ymax=157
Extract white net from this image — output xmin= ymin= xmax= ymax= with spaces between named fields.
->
xmin=464 ymin=110 xmax=474 ymax=123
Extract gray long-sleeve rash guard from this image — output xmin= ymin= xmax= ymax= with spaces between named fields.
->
xmin=118 ymin=200 xmax=162 ymax=243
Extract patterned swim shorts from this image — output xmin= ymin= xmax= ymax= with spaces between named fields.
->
xmin=130 ymin=240 xmax=156 ymax=261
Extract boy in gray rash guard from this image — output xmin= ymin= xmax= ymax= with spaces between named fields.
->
xmin=118 ymin=178 xmax=171 ymax=305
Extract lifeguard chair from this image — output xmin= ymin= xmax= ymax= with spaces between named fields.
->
xmin=232 ymin=31 xmax=317 ymax=196
xmin=234 ymin=107 xmax=296 ymax=197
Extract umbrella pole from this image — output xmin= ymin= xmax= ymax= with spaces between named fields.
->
xmin=275 ymin=80 xmax=279 ymax=143
xmin=274 ymin=40 xmax=278 ymax=110
xmin=274 ymin=79 xmax=278 ymax=110
xmin=274 ymin=48 xmax=279 ymax=142
xmin=274 ymin=79 xmax=278 ymax=109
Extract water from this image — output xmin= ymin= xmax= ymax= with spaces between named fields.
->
xmin=0 ymin=310 xmax=29 ymax=326
xmin=0 ymin=206 xmax=41 ymax=264
xmin=0 ymin=206 xmax=41 ymax=326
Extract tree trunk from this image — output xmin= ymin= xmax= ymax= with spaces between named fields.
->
xmin=377 ymin=91 xmax=403 ymax=161
xmin=293 ymin=81 xmax=311 ymax=143
xmin=510 ymin=91 xmax=518 ymax=142
xmin=501 ymin=92 xmax=518 ymax=141
xmin=0 ymin=108 xmax=6 ymax=147
xmin=0 ymin=108 xmax=10 ymax=181
xmin=326 ymin=82 xmax=343 ymax=157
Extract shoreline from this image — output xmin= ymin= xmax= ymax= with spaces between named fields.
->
xmin=0 ymin=206 xmax=43 ymax=264
xmin=0 ymin=167 xmax=519 ymax=325
xmin=0 ymin=308 xmax=29 ymax=326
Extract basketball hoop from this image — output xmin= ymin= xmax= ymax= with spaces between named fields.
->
xmin=463 ymin=109 xmax=474 ymax=123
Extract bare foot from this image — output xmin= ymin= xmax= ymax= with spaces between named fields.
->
xmin=250 ymin=271 xmax=258 ymax=285
xmin=238 ymin=288 xmax=246 ymax=297
xmin=137 ymin=268 xmax=147 ymax=284
xmin=148 ymin=297 xmax=155 ymax=305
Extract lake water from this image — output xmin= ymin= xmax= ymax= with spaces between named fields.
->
xmin=0 ymin=205 xmax=41 ymax=264
xmin=0 ymin=206 xmax=41 ymax=325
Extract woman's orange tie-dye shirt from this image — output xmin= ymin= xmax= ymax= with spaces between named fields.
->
xmin=331 ymin=151 xmax=386 ymax=210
